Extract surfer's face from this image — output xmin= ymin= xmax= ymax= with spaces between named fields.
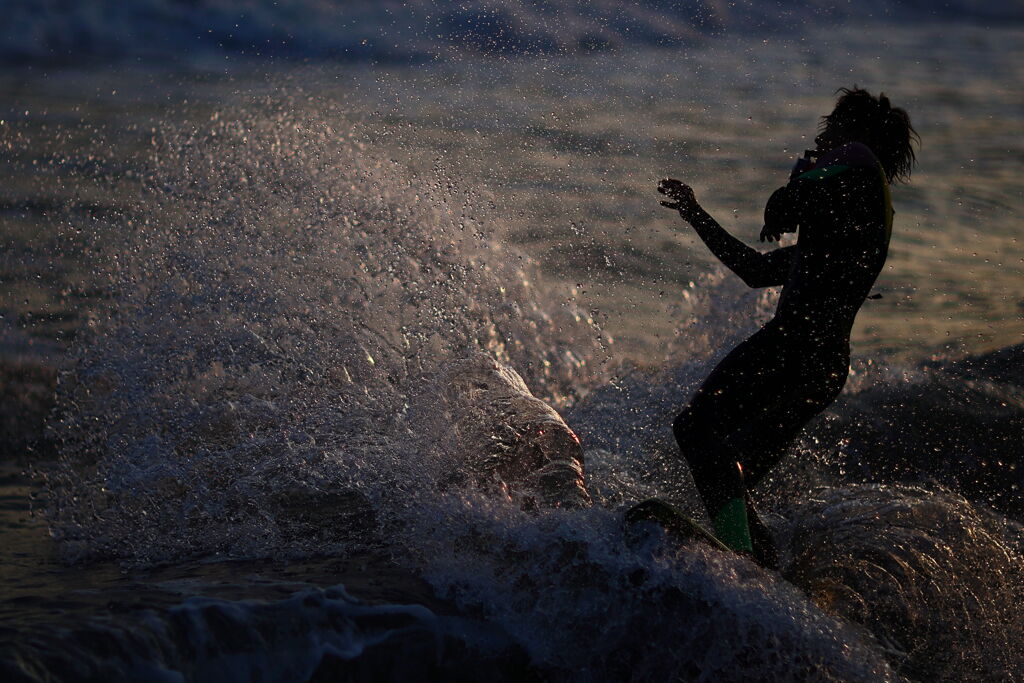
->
xmin=814 ymin=124 xmax=845 ymax=154
xmin=815 ymin=115 xmax=855 ymax=154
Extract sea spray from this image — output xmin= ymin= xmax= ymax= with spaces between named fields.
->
xmin=42 ymin=99 xmax=901 ymax=679
xmin=784 ymin=485 xmax=1024 ymax=679
xmin=568 ymin=269 xmax=780 ymax=514
xmin=41 ymin=95 xmax=1024 ymax=681
xmin=568 ymin=272 xmax=1024 ymax=679
xmin=47 ymin=99 xmax=609 ymax=564
xmin=386 ymin=274 xmax=895 ymax=679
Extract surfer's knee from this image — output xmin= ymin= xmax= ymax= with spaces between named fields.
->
xmin=672 ymin=410 xmax=696 ymax=450
xmin=673 ymin=410 xmax=720 ymax=467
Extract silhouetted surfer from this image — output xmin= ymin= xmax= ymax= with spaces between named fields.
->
xmin=657 ymin=88 xmax=918 ymax=566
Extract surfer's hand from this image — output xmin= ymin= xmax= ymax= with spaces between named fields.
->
xmin=658 ymin=179 xmax=700 ymax=221
xmin=760 ymin=224 xmax=785 ymax=243
xmin=761 ymin=186 xmax=799 ymax=242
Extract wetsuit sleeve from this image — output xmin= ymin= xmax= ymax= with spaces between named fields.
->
xmin=756 ymin=245 xmax=798 ymax=285
xmin=686 ymin=208 xmax=795 ymax=288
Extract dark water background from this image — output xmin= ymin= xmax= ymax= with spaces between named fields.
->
xmin=1 ymin=3 xmax=1023 ymax=681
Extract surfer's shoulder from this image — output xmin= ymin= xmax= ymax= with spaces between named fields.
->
xmin=817 ymin=142 xmax=881 ymax=171
xmin=793 ymin=143 xmax=882 ymax=185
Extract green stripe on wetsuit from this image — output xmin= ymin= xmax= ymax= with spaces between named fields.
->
xmin=711 ymin=497 xmax=753 ymax=553
xmin=797 ymin=163 xmax=851 ymax=181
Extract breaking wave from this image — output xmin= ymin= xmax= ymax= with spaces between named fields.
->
xmin=5 ymin=0 xmax=1023 ymax=66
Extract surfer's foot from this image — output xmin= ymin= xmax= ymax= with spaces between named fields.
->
xmin=749 ymin=528 xmax=778 ymax=573
xmin=748 ymin=518 xmax=779 ymax=570
xmin=625 ymin=498 xmax=780 ymax=570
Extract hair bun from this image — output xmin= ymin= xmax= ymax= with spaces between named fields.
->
xmin=879 ymin=94 xmax=891 ymax=112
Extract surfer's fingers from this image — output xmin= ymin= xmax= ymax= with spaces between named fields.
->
xmin=658 ymin=183 xmax=693 ymax=204
xmin=660 ymin=201 xmax=680 ymax=209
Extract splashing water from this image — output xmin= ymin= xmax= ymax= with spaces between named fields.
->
xmin=784 ymin=485 xmax=1024 ymax=680
xmin=46 ymin=100 xmax=609 ymax=564
xmin=39 ymin=96 xmax=1024 ymax=680
xmin=38 ymin=99 xmax=895 ymax=679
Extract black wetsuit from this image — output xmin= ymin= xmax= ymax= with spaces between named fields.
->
xmin=673 ymin=142 xmax=893 ymax=562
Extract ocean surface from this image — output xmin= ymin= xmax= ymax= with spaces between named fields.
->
xmin=1 ymin=4 xmax=1023 ymax=681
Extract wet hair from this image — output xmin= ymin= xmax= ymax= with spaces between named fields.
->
xmin=821 ymin=87 xmax=919 ymax=183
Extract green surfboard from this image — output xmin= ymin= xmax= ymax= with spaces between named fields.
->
xmin=624 ymin=498 xmax=730 ymax=552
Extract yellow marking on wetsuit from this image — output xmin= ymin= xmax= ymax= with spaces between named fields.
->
xmin=879 ymin=166 xmax=894 ymax=243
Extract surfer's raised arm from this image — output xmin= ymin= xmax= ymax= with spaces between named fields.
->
xmin=658 ymin=179 xmax=793 ymax=289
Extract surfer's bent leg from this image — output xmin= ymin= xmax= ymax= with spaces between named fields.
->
xmin=677 ymin=334 xmax=850 ymax=563
xmin=673 ymin=408 xmax=753 ymax=553
xmin=671 ymin=325 xmax=790 ymax=557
